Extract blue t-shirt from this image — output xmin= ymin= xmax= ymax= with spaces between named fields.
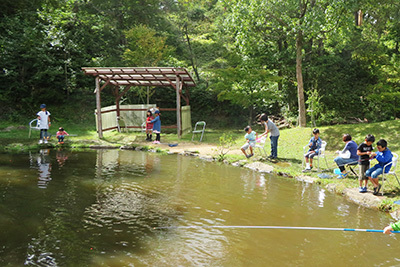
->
xmin=245 ymin=131 xmax=256 ymax=142
xmin=375 ymin=148 xmax=392 ymax=173
xmin=343 ymin=140 xmax=358 ymax=161
xmin=308 ymin=136 xmax=322 ymax=152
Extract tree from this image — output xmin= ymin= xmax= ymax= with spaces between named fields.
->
xmin=122 ymin=25 xmax=172 ymax=66
xmin=218 ymin=0 xmax=355 ymax=126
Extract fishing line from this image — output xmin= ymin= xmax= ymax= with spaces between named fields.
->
xmin=154 ymin=225 xmax=400 ymax=233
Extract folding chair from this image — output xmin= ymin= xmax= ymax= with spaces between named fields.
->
xmin=192 ymin=121 xmax=206 ymax=142
xmin=380 ymin=152 xmax=400 ymax=195
xmin=345 ymin=162 xmax=359 ymax=177
xmin=29 ymin=119 xmax=40 ymax=138
xmin=302 ymin=141 xmax=328 ymax=171
xmin=255 ymin=137 xmax=267 ymax=157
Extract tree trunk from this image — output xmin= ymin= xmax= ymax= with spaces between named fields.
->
xmin=296 ymin=30 xmax=306 ymax=127
xmin=248 ymin=106 xmax=253 ymax=125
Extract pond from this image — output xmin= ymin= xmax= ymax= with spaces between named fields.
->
xmin=0 ymin=149 xmax=399 ymax=266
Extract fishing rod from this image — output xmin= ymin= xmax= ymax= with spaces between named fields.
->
xmin=154 ymin=225 xmax=400 ymax=233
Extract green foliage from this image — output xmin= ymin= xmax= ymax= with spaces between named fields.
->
xmin=1 ymin=0 xmax=400 ymax=127
xmin=123 ymin=25 xmax=173 ymax=67
xmin=214 ymin=133 xmax=235 ymax=161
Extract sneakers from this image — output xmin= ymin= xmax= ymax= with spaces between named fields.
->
xmin=44 ymin=140 xmax=48 ymax=144
xmin=302 ymin=166 xmax=312 ymax=172
xmin=373 ymin=184 xmax=382 ymax=195
xmin=246 ymin=154 xmax=254 ymax=158
xmin=153 ymin=141 xmax=160 ymax=144
xmin=337 ymin=173 xmax=348 ymax=179
xmin=38 ymin=139 xmax=43 ymax=144
xmin=359 ymin=187 xmax=367 ymax=193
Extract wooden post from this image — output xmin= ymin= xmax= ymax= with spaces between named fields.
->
xmin=95 ymin=76 xmax=103 ymax=138
xmin=176 ymin=76 xmax=181 ymax=138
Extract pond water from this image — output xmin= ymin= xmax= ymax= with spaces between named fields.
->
xmin=0 ymin=149 xmax=399 ymax=266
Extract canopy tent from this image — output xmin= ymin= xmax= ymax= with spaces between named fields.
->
xmin=82 ymin=67 xmax=196 ymax=138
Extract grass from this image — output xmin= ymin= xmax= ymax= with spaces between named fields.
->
xmin=1 ymin=119 xmax=400 ymax=202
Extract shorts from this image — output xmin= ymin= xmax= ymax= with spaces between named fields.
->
xmin=359 ymin=164 xmax=370 ymax=181
xmin=241 ymin=141 xmax=255 ymax=150
xmin=305 ymin=151 xmax=318 ymax=159
xmin=366 ymin=164 xmax=384 ymax=179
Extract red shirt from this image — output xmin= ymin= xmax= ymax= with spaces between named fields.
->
xmin=146 ymin=116 xmax=154 ymax=130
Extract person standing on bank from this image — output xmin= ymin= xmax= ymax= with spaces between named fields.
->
xmin=37 ymin=104 xmax=51 ymax=144
xmin=151 ymin=110 xmax=161 ymax=144
xmin=259 ymin=113 xmax=280 ymax=159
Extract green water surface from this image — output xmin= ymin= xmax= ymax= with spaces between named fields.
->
xmin=0 ymin=149 xmax=399 ymax=266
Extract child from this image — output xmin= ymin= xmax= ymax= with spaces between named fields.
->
xmin=303 ymin=128 xmax=322 ymax=171
xmin=258 ymin=113 xmax=280 ymax=159
xmin=241 ymin=126 xmax=258 ymax=158
xmin=151 ymin=110 xmax=161 ymax=144
xmin=37 ymin=104 xmax=51 ymax=144
xmin=56 ymin=127 xmax=69 ymax=144
xmin=366 ymin=139 xmax=392 ymax=195
xmin=145 ymin=110 xmax=154 ymax=141
xmin=357 ymin=134 xmax=375 ymax=193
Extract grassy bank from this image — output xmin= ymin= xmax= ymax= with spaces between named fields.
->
xmin=1 ymin=119 xmax=400 ymax=205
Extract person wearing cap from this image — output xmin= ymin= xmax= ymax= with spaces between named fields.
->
xmin=56 ymin=127 xmax=69 ymax=144
xmin=37 ymin=104 xmax=51 ymax=144
xmin=150 ymin=110 xmax=161 ymax=144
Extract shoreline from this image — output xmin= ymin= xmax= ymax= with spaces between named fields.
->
xmin=3 ymin=139 xmax=400 ymax=221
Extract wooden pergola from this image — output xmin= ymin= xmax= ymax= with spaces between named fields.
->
xmin=82 ymin=67 xmax=196 ymax=138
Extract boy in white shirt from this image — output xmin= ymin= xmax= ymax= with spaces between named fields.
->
xmin=37 ymin=104 xmax=51 ymax=144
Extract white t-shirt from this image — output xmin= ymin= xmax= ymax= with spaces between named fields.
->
xmin=37 ymin=110 xmax=51 ymax=129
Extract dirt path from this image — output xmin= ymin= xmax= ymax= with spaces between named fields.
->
xmin=138 ymin=140 xmax=243 ymax=156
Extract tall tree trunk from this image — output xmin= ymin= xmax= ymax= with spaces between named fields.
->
xmin=183 ymin=24 xmax=200 ymax=81
xmin=248 ymin=106 xmax=253 ymax=125
xmin=296 ymin=30 xmax=306 ymax=127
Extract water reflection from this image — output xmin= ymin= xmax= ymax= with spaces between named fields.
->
xmin=1 ymin=150 xmax=400 ymax=266
xmin=36 ymin=149 xmax=52 ymax=189
xmin=56 ymin=149 xmax=69 ymax=168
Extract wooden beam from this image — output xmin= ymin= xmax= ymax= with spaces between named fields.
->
xmin=176 ymin=76 xmax=181 ymax=138
xmin=95 ymin=77 xmax=103 ymax=138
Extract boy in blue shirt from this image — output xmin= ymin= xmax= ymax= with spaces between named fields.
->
xmin=366 ymin=139 xmax=392 ymax=195
xmin=303 ymin=128 xmax=322 ymax=171
xmin=241 ymin=126 xmax=258 ymax=158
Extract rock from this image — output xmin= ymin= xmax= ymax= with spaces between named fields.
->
xmin=296 ymin=175 xmax=318 ymax=183
xmin=342 ymin=188 xmax=382 ymax=209
xmin=244 ymin=162 xmax=273 ymax=173
xmin=199 ymin=155 xmax=214 ymax=162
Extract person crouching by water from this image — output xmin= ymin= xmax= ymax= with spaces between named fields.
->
xmin=334 ymin=134 xmax=358 ymax=179
xmin=56 ymin=127 xmax=69 ymax=144
xmin=258 ymin=113 xmax=280 ymax=159
xmin=145 ymin=110 xmax=154 ymax=141
xmin=303 ymin=128 xmax=322 ymax=172
xmin=151 ymin=110 xmax=161 ymax=144
xmin=241 ymin=126 xmax=257 ymax=158
xmin=366 ymin=139 xmax=392 ymax=196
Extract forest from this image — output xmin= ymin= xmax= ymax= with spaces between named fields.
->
xmin=1 ymin=0 xmax=400 ymax=128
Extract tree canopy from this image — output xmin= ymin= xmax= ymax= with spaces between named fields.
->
xmin=1 ymin=0 xmax=399 ymax=126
